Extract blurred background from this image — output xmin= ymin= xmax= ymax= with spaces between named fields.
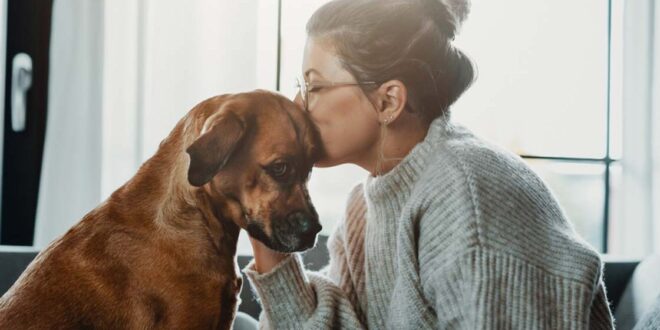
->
xmin=0 ymin=0 xmax=658 ymax=259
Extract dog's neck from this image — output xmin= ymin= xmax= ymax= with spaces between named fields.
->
xmin=117 ymin=115 xmax=241 ymax=256
xmin=193 ymin=188 xmax=241 ymax=256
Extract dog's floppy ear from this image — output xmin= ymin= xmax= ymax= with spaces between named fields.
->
xmin=186 ymin=111 xmax=245 ymax=187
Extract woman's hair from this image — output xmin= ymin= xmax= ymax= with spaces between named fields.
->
xmin=307 ymin=0 xmax=476 ymax=123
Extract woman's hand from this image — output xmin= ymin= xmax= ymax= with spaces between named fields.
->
xmin=248 ymin=235 xmax=290 ymax=274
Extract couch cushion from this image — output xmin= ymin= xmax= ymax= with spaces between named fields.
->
xmin=1 ymin=236 xmax=330 ymax=321
xmin=603 ymin=260 xmax=640 ymax=311
xmin=615 ymin=254 xmax=660 ymax=330
xmin=0 ymin=246 xmax=39 ymax=295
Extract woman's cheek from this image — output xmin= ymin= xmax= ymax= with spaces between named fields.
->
xmin=308 ymin=116 xmax=336 ymax=163
xmin=321 ymin=124 xmax=341 ymax=160
xmin=321 ymin=121 xmax=357 ymax=165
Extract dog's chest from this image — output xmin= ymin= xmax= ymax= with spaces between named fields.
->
xmin=131 ymin=255 xmax=240 ymax=329
xmin=109 ymin=233 xmax=241 ymax=329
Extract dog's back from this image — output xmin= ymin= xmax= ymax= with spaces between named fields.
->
xmin=0 ymin=198 xmax=238 ymax=329
xmin=0 ymin=207 xmax=142 ymax=328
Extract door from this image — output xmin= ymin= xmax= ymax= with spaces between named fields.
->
xmin=1 ymin=0 xmax=54 ymax=245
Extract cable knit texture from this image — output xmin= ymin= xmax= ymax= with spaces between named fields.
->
xmin=243 ymin=115 xmax=615 ymax=329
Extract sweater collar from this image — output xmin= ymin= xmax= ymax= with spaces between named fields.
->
xmin=364 ymin=114 xmax=454 ymax=206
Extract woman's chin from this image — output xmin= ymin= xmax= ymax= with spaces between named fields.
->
xmin=313 ymin=156 xmax=344 ymax=168
xmin=313 ymin=160 xmax=334 ymax=168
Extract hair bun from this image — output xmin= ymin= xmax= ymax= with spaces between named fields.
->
xmin=420 ymin=0 xmax=471 ymax=38
xmin=439 ymin=0 xmax=470 ymax=26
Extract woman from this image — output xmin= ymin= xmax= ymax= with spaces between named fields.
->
xmin=243 ymin=0 xmax=614 ymax=328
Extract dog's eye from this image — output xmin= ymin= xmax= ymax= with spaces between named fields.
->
xmin=269 ymin=162 xmax=288 ymax=177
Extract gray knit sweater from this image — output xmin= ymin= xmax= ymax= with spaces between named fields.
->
xmin=243 ymin=115 xmax=615 ymax=329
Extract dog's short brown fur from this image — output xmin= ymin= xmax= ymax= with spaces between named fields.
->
xmin=0 ymin=90 xmax=323 ymax=329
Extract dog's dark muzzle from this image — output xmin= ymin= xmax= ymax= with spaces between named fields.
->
xmin=246 ymin=210 xmax=322 ymax=253
xmin=287 ymin=211 xmax=322 ymax=238
xmin=271 ymin=210 xmax=322 ymax=252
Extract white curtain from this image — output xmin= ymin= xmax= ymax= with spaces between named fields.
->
xmin=653 ymin=2 xmax=660 ymax=254
xmin=34 ymin=0 xmax=274 ymax=249
xmin=34 ymin=0 xmax=105 ymax=248
xmin=612 ymin=0 xmax=660 ymax=257
xmin=102 ymin=0 xmax=270 ymax=198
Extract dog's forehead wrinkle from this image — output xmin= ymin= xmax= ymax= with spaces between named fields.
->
xmin=261 ymin=114 xmax=297 ymax=138
xmin=279 ymin=104 xmax=306 ymax=147
xmin=291 ymin=125 xmax=316 ymax=164
xmin=252 ymin=126 xmax=298 ymax=163
xmin=260 ymin=110 xmax=299 ymax=154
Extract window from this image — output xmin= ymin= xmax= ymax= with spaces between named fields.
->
xmin=278 ymin=0 xmax=624 ymax=252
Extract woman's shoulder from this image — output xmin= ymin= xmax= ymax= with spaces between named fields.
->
xmin=417 ymin=123 xmax=552 ymax=204
xmin=430 ymin=123 xmax=531 ymax=174
xmin=416 ymin=122 xmax=570 ymax=226
xmin=414 ymin=124 xmax=603 ymax=283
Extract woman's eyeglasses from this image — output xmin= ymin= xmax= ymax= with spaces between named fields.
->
xmin=295 ymin=76 xmax=378 ymax=112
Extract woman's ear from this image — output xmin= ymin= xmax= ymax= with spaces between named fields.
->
xmin=374 ymin=80 xmax=407 ymax=125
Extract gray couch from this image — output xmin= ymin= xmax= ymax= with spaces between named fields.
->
xmin=611 ymin=255 xmax=660 ymax=329
xmin=1 ymin=238 xmax=659 ymax=329
xmin=0 ymin=236 xmax=329 ymax=320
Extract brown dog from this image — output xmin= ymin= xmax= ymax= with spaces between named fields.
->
xmin=0 ymin=90 xmax=323 ymax=329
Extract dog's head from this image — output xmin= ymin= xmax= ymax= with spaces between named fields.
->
xmin=185 ymin=90 xmax=323 ymax=252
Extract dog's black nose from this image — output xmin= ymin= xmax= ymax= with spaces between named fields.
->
xmin=289 ymin=211 xmax=322 ymax=236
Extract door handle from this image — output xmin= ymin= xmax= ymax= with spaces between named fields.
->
xmin=11 ymin=52 xmax=33 ymax=132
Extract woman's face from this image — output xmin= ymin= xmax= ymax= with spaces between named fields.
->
xmin=295 ymin=37 xmax=381 ymax=168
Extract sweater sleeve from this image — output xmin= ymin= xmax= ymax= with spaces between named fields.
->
xmin=243 ymin=253 xmax=364 ymax=329
xmin=429 ymin=248 xmax=615 ymax=329
xmin=242 ymin=187 xmax=367 ymax=330
xmin=590 ymin=282 xmax=615 ymax=329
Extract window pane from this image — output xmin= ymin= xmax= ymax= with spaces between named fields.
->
xmin=526 ymin=160 xmax=606 ymax=251
xmin=609 ymin=0 xmax=624 ymax=159
xmin=452 ymin=0 xmax=609 ymax=158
